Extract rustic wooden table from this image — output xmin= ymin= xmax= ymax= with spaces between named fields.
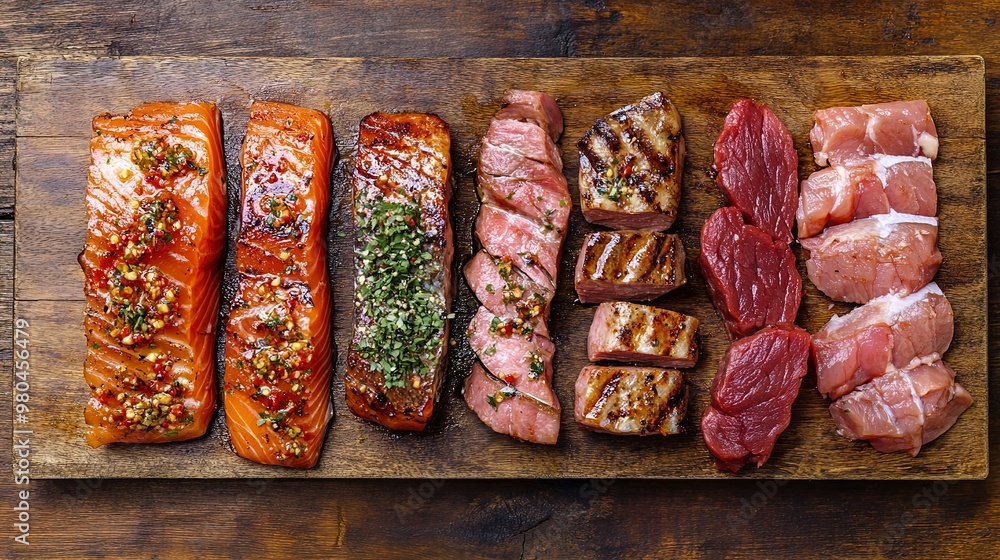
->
xmin=1 ymin=2 xmax=997 ymax=558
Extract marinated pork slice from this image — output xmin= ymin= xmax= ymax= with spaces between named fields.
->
xmin=477 ymin=175 xmax=571 ymax=237
xmin=81 ymin=102 xmax=226 ymax=447
xmin=346 ymin=112 xmax=454 ymax=432
xmin=813 ymin=283 xmax=954 ymax=399
xmin=796 ymin=155 xmax=936 ymax=238
xmin=830 ymin=360 xmax=972 ymax=456
xmin=578 ymin=92 xmax=684 ymax=231
xmin=464 ymin=362 xmax=560 ymax=445
xmin=574 ymin=365 xmax=687 ymax=436
xmin=475 ymin=203 xmax=561 ymax=291
xmin=587 ymin=301 xmax=699 ymax=368
xmin=466 ymin=90 xmax=568 ymax=445
xmin=701 ymin=325 xmax=811 ymax=473
xmin=466 ymin=306 xmax=558 ymax=408
xmin=464 ymin=250 xmax=553 ymax=338
xmin=800 ymin=212 xmax=941 ymax=304
xmin=575 ymin=230 xmax=686 ymax=304
xmin=713 ymin=98 xmax=798 ymax=243
xmin=495 ymin=89 xmax=565 ymax=142
xmin=811 ymin=100 xmax=939 ymax=167
xmin=699 ymin=207 xmax=802 ymax=340
xmin=224 ymin=101 xmax=335 ymax=468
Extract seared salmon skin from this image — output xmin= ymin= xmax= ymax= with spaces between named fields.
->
xmin=81 ymin=102 xmax=227 ymax=447
xmin=224 ymin=101 xmax=335 ymax=467
xmin=346 ymin=112 xmax=454 ymax=431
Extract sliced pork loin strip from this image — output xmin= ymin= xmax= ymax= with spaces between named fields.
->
xmin=810 ymin=100 xmax=938 ymax=167
xmin=495 ymin=89 xmax=564 ymax=142
xmin=574 ymin=365 xmax=687 ymax=436
xmin=813 ymin=283 xmax=954 ymax=399
xmin=587 ymin=301 xmax=699 ymax=368
xmin=578 ymin=92 xmax=685 ymax=231
xmin=713 ymin=98 xmax=798 ymax=243
xmin=465 ymin=89 xmax=568 ymax=445
xmin=800 ymin=211 xmax=941 ymax=304
xmin=575 ymin=230 xmax=686 ymax=304
xmin=796 ymin=155 xmax=936 ymax=239
xmin=464 ymin=250 xmax=553 ymax=338
xmin=830 ymin=360 xmax=972 ymax=457
xmin=701 ymin=325 xmax=811 ymax=473
xmin=464 ymin=362 xmax=561 ymax=445
xmin=475 ymin=203 xmax=561 ymax=292
xmin=700 ymin=207 xmax=802 ymax=341
xmin=466 ymin=306 xmax=558 ymax=408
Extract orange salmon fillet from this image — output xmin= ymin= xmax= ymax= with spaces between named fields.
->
xmin=81 ymin=102 xmax=227 ymax=447
xmin=223 ymin=101 xmax=335 ymax=467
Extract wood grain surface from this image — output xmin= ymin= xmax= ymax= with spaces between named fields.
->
xmin=13 ymin=55 xmax=986 ymax=479
xmin=2 ymin=1 xmax=1000 ymax=558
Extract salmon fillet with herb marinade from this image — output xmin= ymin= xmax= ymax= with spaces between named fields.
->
xmin=223 ymin=101 xmax=335 ymax=468
xmin=81 ymin=102 xmax=226 ymax=447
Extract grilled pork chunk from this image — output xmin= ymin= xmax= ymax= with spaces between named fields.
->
xmin=578 ymin=92 xmax=685 ymax=231
xmin=575 ymin=230 xmax=686 ymax=304
xmin=587 ymin=301 xmax=699 ymax=368
xmin=574 ymin=365 xmax=687 ymax=436
xmin=346 ymin=112 xmax=453 ymax=432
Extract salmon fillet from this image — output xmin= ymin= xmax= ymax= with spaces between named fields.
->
xmin=223 ymin=101 xmax=335 ymax=467
xmin=81 ymin=102 xmax=226 ymax=447
xmin=346 ymin=112 xmax=454 ymax=431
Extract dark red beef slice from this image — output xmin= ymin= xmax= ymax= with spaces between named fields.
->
xmin=699 ymin=207 xmax=801 ymax=341
xmin=701 ymin=324 xmax=810 ymax=473
xmin=714 ymin=99 xmax=798 ymax=243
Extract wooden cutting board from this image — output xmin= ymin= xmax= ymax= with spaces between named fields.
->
xmin=13 ymin=55 xmax=986 ymax=479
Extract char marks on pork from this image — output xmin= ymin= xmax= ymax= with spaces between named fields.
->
xmin=587 ymin=301 xmax=699 ymax=369
xmin=574 ymin=230 xmax=686 ymax=304
xmin=574 ymin=365 xmax=688 ymax=436
xmin=578 ymin=92 xmax=685 ymax=231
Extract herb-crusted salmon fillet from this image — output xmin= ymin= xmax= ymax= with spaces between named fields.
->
xmin=346 ymin=112 xmax=454 ymax=431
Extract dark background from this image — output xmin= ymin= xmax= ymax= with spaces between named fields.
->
xmin=0 ymin=1 xmax=997 ymax=557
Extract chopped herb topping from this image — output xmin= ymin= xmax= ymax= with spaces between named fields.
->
xmin=131 ymin=137 xmax=199 ymax=188
xmin=484 ymin=344 xmax=497 ymax=356
xmin=528 ymin=352 xmax=544 ymax=379
xmin=353 ymin=194 xmax=448 ymax=389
